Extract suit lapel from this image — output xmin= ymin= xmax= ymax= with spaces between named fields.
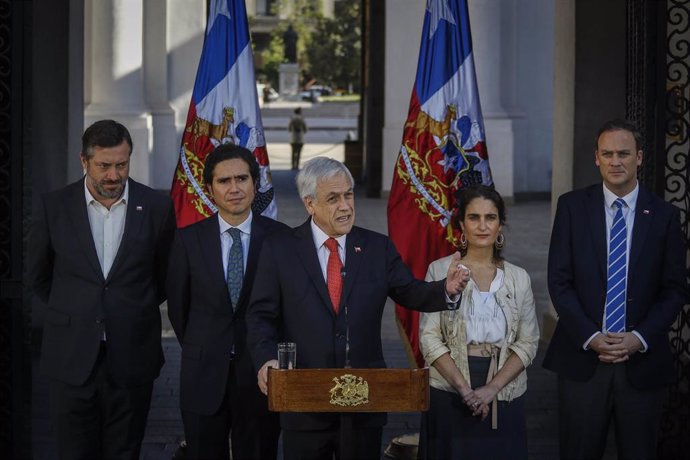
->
xmin=236 ymin=216 xmax=266 ymax=313
xmin=586 ymin=185 xmax=608 ymax=279
xmin=628 ymin=187 xmax=653 ymax=270
xmin=295 ymin=220 xmax=334 ymax=315
xmin=341 ymin=227 xmax=364 ymax=310
xmin=107 ymin=179 xmax=145 ymax=282
xmin=199 ymin=214 xmax=227 ymax=296
xmin=67 ymin=180 xmax=104 ymax=280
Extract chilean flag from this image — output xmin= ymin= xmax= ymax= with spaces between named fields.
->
xmin=387 ymin=0 xmax=492 ymax=367
xmin=171 ymin=0 xmax=277 ymax=228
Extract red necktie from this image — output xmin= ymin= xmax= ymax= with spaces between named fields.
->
xmin=324 ymin=238 xmax=343 ymax=314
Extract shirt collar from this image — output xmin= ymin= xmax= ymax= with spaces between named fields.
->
xmin=218 ymin=211 xmax=253 ymax=236
xmin=84 ymin=178 xmax=129 ymax=207
xmin=310 ymin=218 xmax=347 ymax=250
xmin=603 ymin=182 xmax=638 ymax=211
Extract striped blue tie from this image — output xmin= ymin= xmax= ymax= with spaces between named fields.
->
xmin=226 ymin=228 xmax=244 ymax=310
xmin=605 ymin=198 xmax=627 ymax=333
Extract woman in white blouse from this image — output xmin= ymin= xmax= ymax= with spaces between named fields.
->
xmin=417 ymin=185 xmax=540 ymax=460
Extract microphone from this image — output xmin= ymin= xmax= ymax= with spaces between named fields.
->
xmin=341 ymin=268 xmax=351 ymax=368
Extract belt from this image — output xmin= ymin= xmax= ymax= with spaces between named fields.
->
xmin=467 ymin=343 xmax=500 ymax=430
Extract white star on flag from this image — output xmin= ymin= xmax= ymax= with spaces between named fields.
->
xmin=427 ymin=0 xmax=456 ymax=39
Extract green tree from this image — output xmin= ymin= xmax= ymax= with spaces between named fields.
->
xmin=259 ymin=0 xmax=321 ymax=87
xmin=306 ymin=0 xmax=361 ymax=92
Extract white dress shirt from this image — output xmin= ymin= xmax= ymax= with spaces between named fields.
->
xmin=310 ymin=219 xmax=346 ymax=281
xmin=85 ymin=179 xmax=128 ymax=341
xmin=84 ymin=180 xmax=128 ymax=279
xmin=219 ymin=212 xmax=253 ymax=276
xmin=466 ymin=268 xmax=507 ymax=345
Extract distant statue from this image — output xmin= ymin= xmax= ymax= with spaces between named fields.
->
xmin=283 ymin=25 xmax=298 ymax=63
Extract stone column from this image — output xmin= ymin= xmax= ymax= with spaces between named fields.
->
xmin=468 ymin=0 xmax=520 ymax=202
xmin=381 ymin=0 xmax=425 ymax=192
xmin=144 ymin=0 xmax=177 ymax=189
xmin=543 ymin=0 xmax=576 ymax=341
xmin=84 ymin=0 xmax=152 ymax=185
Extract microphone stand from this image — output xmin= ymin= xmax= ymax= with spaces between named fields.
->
xmin=341 ymin=268 xmax=351 ymax=369
xmin=340 ymin=268 xmax=354 ymax=459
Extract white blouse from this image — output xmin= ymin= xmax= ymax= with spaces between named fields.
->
xmin=465 ymin=268 xmax=507 ymax=346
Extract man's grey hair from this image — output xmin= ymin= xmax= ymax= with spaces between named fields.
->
xmin=296 ymin=157 xmax=355 ymax=200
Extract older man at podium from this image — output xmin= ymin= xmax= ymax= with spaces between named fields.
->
xmin=247 ymin=157 xmax=470 ymax=460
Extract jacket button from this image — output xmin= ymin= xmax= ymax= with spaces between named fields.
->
xmin=95 ymin=319 xmax=103 ymax=324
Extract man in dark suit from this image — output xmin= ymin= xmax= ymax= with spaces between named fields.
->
xmin=28 ymin=120 xmax=176 ymax=459
xmin=544 ymin=119 xmax=687 ymax=459
xmin=167 ymin=144 xmax=286 ymax=459
xmin=246 ymin=157 xmax=470 ymax=460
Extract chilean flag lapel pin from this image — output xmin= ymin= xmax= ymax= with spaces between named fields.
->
xmin=354 ymin=246 xmax=362 ymax=253
xmin=136 ymin=205 xmax=143 ymax=211
xmin=643 ymin=209 xmax=650 ymax=215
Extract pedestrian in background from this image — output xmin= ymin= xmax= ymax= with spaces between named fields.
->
xmin=288 ymin=107 xmax=307 ymax=170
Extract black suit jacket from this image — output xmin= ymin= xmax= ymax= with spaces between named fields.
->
xmin=543 ymin=184 xmax=687 ymax=388
xmin=29 ymin=178 xmax=176 ymax=387
xmin=246 ymin=219 xmax=453 ymax=430
xmin=167 ymin=213 xmax=288 ymax=415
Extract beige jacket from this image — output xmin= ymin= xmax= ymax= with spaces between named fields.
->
xmin=419 ymin=255 xmax=540 ymax=401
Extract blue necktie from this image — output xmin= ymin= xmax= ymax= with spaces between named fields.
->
xmin=605 ymin=198 xmax=627 ymax=333
xmin=226 ymin=228 xmax=244 ymax=310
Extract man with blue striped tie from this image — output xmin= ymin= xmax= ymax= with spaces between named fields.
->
xmin=544 ymin=119 xmax=687 ymax=460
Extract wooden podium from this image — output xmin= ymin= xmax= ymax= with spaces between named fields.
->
xmin=267 ymin=367 xmax=430 ymax=413
xmin=268 ymin=368 xmax=429 ymax=458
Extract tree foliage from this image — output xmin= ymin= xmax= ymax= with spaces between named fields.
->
xmin=259 ymin=0 xmax=320 ymax=87
xmin=259 ymin=0 xmax=361 ymax=92
xmin=306 ymin=0 xmax=361 ymax=92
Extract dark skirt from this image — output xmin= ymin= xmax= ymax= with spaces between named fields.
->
xmin=418 ymin=356 xmax=528 ymax=460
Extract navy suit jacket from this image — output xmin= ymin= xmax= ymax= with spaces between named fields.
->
xmin=246 ymin=219 xmax=453 ymax=430
xmin=167 ymin=213 xmax=288 ymax=414
xmin=543 ymin=184 xmax=687 ymax=388
xmin=29 ymin=178 xmax=176 ymax=387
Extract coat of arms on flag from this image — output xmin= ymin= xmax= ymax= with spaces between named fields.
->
xmin=388 ymin=0 xmax=493 ymax=367
xmin=171 ymin=0 xmax=277 ymax=228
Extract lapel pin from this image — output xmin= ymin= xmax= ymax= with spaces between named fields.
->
xmin=642 ymin=209 xmax=650 ymax=214
xmin=354 ymin=246 xmax=361 ymax=253
xmin=136 ymin=206 xmax=143 ymax=211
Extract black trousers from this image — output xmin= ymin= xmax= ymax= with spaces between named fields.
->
xmin=50 ymin=343 xmax=153 ymax=460
xmin=558 ymin=363 xmax=664 ymax=460
xmin=283 ymin=424 xmax=382 ymax=460
xmin=291 ymin=143 xmax=304 ymax=169
xmin=182 ymin=361 xmax=281 ymax=460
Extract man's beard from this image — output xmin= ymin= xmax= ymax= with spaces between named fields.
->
xmin=91 ymin=177 xmax=125 ymax=200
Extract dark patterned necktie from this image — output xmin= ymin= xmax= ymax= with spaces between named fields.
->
xmin=226 ymin=227 xmax=244 ymax=310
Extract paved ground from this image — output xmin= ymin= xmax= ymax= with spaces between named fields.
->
xmin=31 ymin=101 xmax=573 ymax=459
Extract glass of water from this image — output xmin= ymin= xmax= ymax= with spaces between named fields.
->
xmin=278 ymin=342 xmax=296 ymax=369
